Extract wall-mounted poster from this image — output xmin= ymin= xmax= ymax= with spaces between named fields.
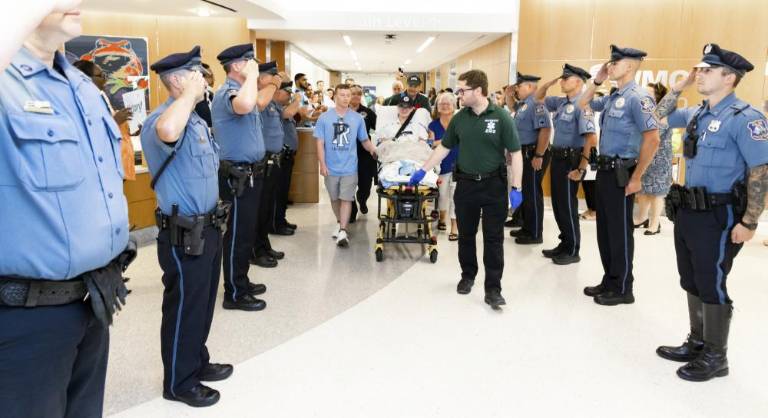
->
xmin=64 ymin=35 xmax=150 ymax=112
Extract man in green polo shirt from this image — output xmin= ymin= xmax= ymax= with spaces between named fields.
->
xmin=409 ymin=69 xmax=523 ymax=309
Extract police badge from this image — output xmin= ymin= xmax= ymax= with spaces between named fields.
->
xmin=707 ymin=120 xmax=721 ymax=133
xmin=614 ymin=97 xmax=625 ymax=109
xmin=565 ymin=104 xmax=575 ymax=114
xmin=748 ymin=119 xmax=768 ymax=141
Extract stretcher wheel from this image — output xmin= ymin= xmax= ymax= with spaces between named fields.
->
xmin=375 ymin=248 xmax=384 ymax=262
xmin=429 ymin=249 xmax=438 ymax=263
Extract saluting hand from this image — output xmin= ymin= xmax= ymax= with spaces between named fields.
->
xmin=240 ymin=59 xmax=259 ymax=78
xmin=52 ymin=0 xmax=82 ymax=12
xmin=672 ymin=68 xmax=697 ymax=93
xmin=594 ymin=62 xmax=609 ymax=85
xmin=180 ymin=71 xmax=206 ymax=103
xmin=731 ymin=223 xmax=755 ymax=244
xmin=543 ymin=77 xmax=560 ymax=89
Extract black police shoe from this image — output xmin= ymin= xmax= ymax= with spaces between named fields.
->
xmin=504 ymin=218 xmax=522 ymax=228
xmin=267 ymin=249 xmax=285 ymax=260
xmin=457 ymin=278 xmax=474 ymax=295
xmin=594 ymin=291 xmax=635 ymax=306
xmin=247 ymin=282 xmax=267 ymax=296
xmin=359 ymin=200 xmax=369 ymax=214
xmin=676 ymin=303 xmax=732 ymax=382
xmin=583 ymin=283 xmax=605 ymax=297
xmin=657 ymin=334 xmax=704 ymax=362
xmin=485 ymin=289 xmax=506 ymax=309
xmin=198 ymin=363 xmax=233 ymax=382
xmin=271 ymin=226 xmax=295 ymax=236
xmin=163 ymin=384 xmax=220 ymax=408
xmin=515 ymin=235 xmax=543 ymax=245
xmin=542 ymin=245 xmax=565 ymax=258
xmin=509 ymin=228 xmax=529 ymax=238
xmin=222 ymin=294 xmax=267 ymax=311
xmin=250 ymin=254 xmax=278 ymax=268
xmin=552 ymin=253 xmax=580 ymax=265
xmin=284 ymin=222 xmax=297 ymax=230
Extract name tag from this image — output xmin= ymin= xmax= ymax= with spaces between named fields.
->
xmin=607 ymin=109 xmax=625 ymax=118
xmin=23 ymin=100 xmax=54 ymax=114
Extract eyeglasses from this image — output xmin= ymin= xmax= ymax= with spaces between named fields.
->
xmin=455 ymin=87 xmax=476 ymax=96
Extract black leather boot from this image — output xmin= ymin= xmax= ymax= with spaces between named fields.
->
xmin=677 ymin=303 xmax=732 ymax=382
xmin=657 ymin=293 xmax=704 ymax=362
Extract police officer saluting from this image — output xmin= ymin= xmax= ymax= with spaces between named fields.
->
xmin=273 ymin=80 xmax=302 ymax=232
xmin=534 ymin=64 xmax=597 ymax=264
xmin=410 ymin=70 xmax=523 ymax=309
xmin=510 ymin=72 xmax=552 ymax=244
xmin=1 ymin=5 xmax=135 ymax=417
xmin=656 ymin=44 xmax=768 ymax=381
xmin=142 ymin=46 xmax=232 ymax=407
xmin=578 ymin=45 xmax=661 ymax=305
xmin=212 ymin=43 xmax=277 ymax=311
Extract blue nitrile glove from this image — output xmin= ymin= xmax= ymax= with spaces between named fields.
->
xmin=509 ymin=187 xmax=523 ymax=209
xmin=409 ymin=168 xmax=427 ymax=186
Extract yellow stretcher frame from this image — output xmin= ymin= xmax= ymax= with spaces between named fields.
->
xmin=374 ymin=184 xmax=439 ymax=263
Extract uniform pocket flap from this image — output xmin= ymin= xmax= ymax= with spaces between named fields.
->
xmin=9 ymin=112 xmax=79 ymax=144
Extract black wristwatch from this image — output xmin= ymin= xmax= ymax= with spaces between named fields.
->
xmin=534 ymin=153 xmax=545 ymax=158
xmin=739 ymin=220 xmax=758 ymax=231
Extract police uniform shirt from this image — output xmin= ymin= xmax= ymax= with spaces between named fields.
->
xmin=514 ymin=95 xmax=552 ymax=145
xmin=0 ymin=48 xmax=129 ymax=280
xmin=211 ymin=77 xmax=266 ymax=163
xmin=279 ymin=103 xmax=299 ymax=151
xmin=385 ymin=92 xmax=432 ymax=113
xmin=589 ymin=80 xmax=659 ymax=158
xmin=261 ymin=100 xmax=285 ymax=153
xmin=441 ymin=103 xmax=521 ymax=174
xmin=378 ymin=118 xmax=429 ymax=141
xmin=141 ymin=98 xmax=220 ymax=216
xmin=668 ymin=92 xmax=768 ymax=193
xmin=545 ymin=94 xmax=596 ymax=148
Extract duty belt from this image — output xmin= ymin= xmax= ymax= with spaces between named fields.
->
xmin=453 ymin=167 xmax=507 ymax=182
xmin=155 ymin=209 xmax=224 ymax=231
xmin=668 ymin=185 xmax=735 ymax=211
xmin=596 ymin=156 xmax=637 ymax=171
xmin=0 ymin=278 xmax=87 ymax=307
xmin=551 ymin=146 xmax=582 ymax=160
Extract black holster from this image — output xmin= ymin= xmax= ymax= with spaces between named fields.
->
xmin=220 ymin=160 xmax=250 ymax=198
xmin=665 ymin=184 xmax=684 ymax=223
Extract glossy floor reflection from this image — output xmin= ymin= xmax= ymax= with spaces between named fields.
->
xmin=108 ymin=195 xmax=768 ymax=417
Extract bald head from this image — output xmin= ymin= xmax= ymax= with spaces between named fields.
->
xmin=392 ymin=80 xmax=403 ymax=95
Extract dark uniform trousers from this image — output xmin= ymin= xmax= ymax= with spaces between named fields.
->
xmin=550 ymin=156 xmax=581 ymax=255
xmin=354 ymin=149 xmax=378 ymax=214
xmin=521 ymin=150 xmax=551 ymax=238
xmin=158 ymin=226 xmax=222 ymax=396
xmin=674 ymin=206 xmax=743 ymax=305
xmin=220 ymin=175 xmax=263 ymax=300
xmin=454 ymin=175 xmax=508 ymax=291
xmin=273 ymin=153 xmax=294 ymax=228
xmin=254 ymin=160 xmax=280 ymax=256
xmin=0 ymin=302 xmax=108 ymax=418
xmin=595 ymin=169 xmax=635 ymax=294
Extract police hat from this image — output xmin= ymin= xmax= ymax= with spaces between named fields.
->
xmin=561 ymin=63 xmax=591 ymax=81
xmin=150 ymin=45 xmax=203 ymax=76
xmin=609 ymin=44 xmax=647 ymax=62
xmin=397 ymin=95 xmax=414 ymax=108
xmin=407 ymin=74 xmax=421 ymax=86
xmin=515 ymin=72 xmax=541 ymax=85
xmin=280 ymin=80 xmax=293 ymax=93
xmin=694 ymin=43 xmax=754 ymax=76
xmin=258 ymin=61 xmax=278 ymax=75
xmin=216 ymin=43 xmax=256 ymax=66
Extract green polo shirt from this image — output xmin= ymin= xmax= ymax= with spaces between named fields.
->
xmin=441 ymin=102 xmax=520 ymax=174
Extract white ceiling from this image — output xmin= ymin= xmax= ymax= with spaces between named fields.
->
xmin=81 ymin=0 xmax=518 ymax=73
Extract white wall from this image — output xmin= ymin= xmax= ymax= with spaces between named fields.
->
xmin=288 ymin=45 xmax=329 ymax=88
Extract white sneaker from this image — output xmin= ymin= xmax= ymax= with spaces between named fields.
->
xmin=332 ymin=223 xmax=341 ymax=239
xmin=336 ymin=229 xmax=349 ymax=247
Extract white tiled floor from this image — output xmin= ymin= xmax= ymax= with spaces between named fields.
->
xmin=108 ymin=195 xmax=768 ymax=418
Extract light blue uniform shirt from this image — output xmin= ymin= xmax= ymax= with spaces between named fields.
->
xmin=545 ymin=94 xmax=596 ymax=148
xmin=211 ymin=77 xmax=265 ymax=163
xmin=0 ymin=48 xmax=129 ymax=280
xmin=261 ymin=100 xmax=284 ymax=153
xmin=314 ymin=109 xmax=368 ymax=176
xmin=590 ymin=80 xmax=659 ymax=158
xmin=141 ymin=98 xmax=220 ymax=216
xmin=281 ymin=106 xmax=299 ymax=151
xmin=668 ymin=93 xmax=768 ymax=193
xmin=514 ymin=95 xmax=551 ymax=145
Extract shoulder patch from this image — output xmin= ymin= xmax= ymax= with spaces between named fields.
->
xmin=582 ymin=107 xmax=594 ymax=118
xmin=747 ymin=119 xmax=768 ymax=141
xmin=535 ymin=104 xmax=546 ymax=114
xmin=640 ymin=97 xmax=656 ymax=114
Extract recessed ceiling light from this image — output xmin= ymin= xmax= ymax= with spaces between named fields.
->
xmin=404 ymin=59 xmax=411 ymax=65
xmin=343 ymin=35 xmax=352 ymax=46
xmin=416 ymin=36 xmax=435 ymax=53
xmin=197 ymin=7 xmax=211 ymax=17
